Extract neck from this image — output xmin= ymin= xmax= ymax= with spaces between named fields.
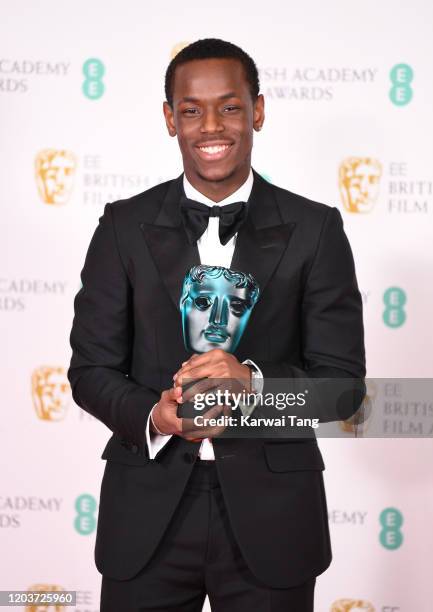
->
xmin=184 ymin=165 xmax=251 ymax=202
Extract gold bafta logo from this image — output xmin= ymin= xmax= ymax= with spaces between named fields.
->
xmin=170 ymin=41 xmax=190 ymax=59
xmin=25 ymin=584 xmax=64 ymax=612
xmin=331 ymin=599 xmax=375 ymax=612
xmin=31 ymin=366 xmax=71 ymax=421
xmin=339 ymin=380 xmax=376 ymax=434
xmin=339 ymin=157 xmax=382 ymax=213
xmin=35 ymin=149 xmax=77 ymax=205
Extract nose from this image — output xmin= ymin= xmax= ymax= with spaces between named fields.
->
xmin=209 ymin=297 xmax=228 ymax=326
xmin=360 ymin=177 xmax=370 ymax=195
xmin=200 ymin=107 xmax=224 ymax=134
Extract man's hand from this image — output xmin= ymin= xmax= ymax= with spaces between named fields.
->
xmin=173 ymin=349 xmax=252 ymax=401
xmin=151 ymin=384 xmax=232 ymax=441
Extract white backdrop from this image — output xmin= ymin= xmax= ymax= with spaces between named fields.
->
xmin=1 ymin=1 xmax=433 ymax=610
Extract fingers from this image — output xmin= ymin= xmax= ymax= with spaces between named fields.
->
xmin=179 ymin=353 xmax=201 ymax=370
xmin=174 ymin=349 xmax=244 ymax=386
xmin=174 ymin=349 xmax=223 ymax=381
xmin=182 ymin=403 xmax=232 ymax=440
xmin=174 ymin=363 xmax=211 ymax=384
xmin=182 ymin=377 xmax=220 ymax=402
xmin=175 ymin=364 xmax=224 ymax=386
xmin=165 ymin=385 xmax=183 ymax=403
xmin=154 ymin=387 xmax=184 ymax=435
xmin=158 ymin=385 xmax=230 ymax=439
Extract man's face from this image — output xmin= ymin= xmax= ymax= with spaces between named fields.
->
xmin=163 ymin=58 xmax=264 ymax=188
xmin=181 ymin=276 xmax=254 ymax=354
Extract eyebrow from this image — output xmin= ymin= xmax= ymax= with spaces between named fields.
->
xmin=179 ymin=92 xmax=239 ymax=104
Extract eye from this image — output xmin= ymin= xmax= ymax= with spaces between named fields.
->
xmin=224 ymin=105 xmax=239 ymax=112
xmin=230 ymin=299 xmax=248 ymax=316
xmin=183 ymin=108 xmax=200 ymax=115
xmin=194 ymin=296 xmax=212 ymax=310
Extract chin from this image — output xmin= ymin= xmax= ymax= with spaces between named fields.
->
xmin=191 ymin=340 xmax=231 ymax=354
xmin=197 ymin=165 xmax=237 ymax=184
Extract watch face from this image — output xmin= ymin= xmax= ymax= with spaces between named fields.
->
xmin=180 ymin=264 xmax=259 ymax=354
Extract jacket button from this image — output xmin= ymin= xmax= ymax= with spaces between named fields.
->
xmin=183 ymin=452 xmax=195 ymax=464
xmin=131 ymin=445 xmax=138 ymax=454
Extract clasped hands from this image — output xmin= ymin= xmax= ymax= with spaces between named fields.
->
xmin=150 ymin=349 xmax=252 ymax=441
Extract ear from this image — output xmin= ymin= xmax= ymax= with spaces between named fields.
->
xmin=253 ymin=94 xmax=265 ymax=132
xmin=163 ymin=101 xmax=177 ymax=137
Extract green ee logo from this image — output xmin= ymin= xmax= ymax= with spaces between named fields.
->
xmin=74 ymin=493 xmax=97 ymax=535
xmin=389 ymin=63 xmax=413 ymax=106
xmin=82 ymin=58 xmax=105 ymax=100
xmin=379 ymin=507 xmax=403 ymax=550
xmin=383 ymin=287 xmax=406 ymax=328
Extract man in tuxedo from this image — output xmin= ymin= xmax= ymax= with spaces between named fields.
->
xmin=68 ymin=38 xmax=365 ymax=611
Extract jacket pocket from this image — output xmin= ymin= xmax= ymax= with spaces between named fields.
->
xmin=263 ymin=440 xmax=325 ymax=472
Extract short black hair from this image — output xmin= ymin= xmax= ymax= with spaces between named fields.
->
xmin=164 ymin=38 xmax=260 ymax=107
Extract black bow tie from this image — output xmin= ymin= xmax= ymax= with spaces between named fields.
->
xmin=180 ymin=196 xmax=248 ymax=246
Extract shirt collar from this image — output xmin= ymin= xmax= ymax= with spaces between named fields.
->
xmin=183 ymin=168 xmax=254 ymax=207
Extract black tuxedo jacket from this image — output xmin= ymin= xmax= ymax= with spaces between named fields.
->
xmin=68 ymin=169 xmax=365 ymax=588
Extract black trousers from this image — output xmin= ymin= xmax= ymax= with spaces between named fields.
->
xmin=101 ymin=460 xmax=316 ymax=612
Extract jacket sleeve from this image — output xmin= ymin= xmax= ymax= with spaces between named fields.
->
xmin=256 ymin=207 xmax=366 ymax=422
xmin=67 ymin=203 xmax=159 ymax=451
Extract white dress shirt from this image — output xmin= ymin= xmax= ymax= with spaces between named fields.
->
xmin=145 ymin=168 xmax=263 ymax=459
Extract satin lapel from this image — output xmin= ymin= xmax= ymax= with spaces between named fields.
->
xmin=140 ymin=174 xmax=200 ymax=310
xmin=230 ymin=170 xmax=296 ymax=303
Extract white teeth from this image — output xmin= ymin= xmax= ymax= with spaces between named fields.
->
xmin=199 ymin=145 xmax=230 ymax=154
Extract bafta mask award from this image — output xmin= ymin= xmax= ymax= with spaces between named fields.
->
xmin=180 ymin=264 xmax=259 ymax=354
xmin=178 ymin=264 xmax=259 ymax=418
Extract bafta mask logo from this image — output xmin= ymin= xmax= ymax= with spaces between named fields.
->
xmin=31 ymin=366 xmax=71 ymax=421
xmin=331 ymin=599 xmax=375 ymax=612
xmin=35 ymin=149 xmax=77 ymax=205
xmin=339 ymin=157 xmax=382 ymax=213
xmin=25 ymin=584 xmax=65 ymax=612
xmin=170 ymin=41 xmax=190 ymax=59
xmin=180 ymin=265 xmax=259 ymax=354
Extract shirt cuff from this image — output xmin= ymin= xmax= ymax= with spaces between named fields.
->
xmin=145 ymin=403 xmax=173 ymax=460
xmin=242 ymin=358 xmax=264 ymax=394
xmin=240 ymin=359 xmax=264 ymax=417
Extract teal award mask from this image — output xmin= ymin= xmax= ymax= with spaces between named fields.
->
xmin=180 ymin=265 xmax=260 ymax=354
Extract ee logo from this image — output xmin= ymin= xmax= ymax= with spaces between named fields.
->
xmin=383 ymin=287 xmax=406 ymax=328
xmin=74 ymin=493 xmax=97 ymax=535
xmin=389 ymin=63 xmax=413 ymax=106
xmin=379 ymin=507 xmax=403 ymax=550
xmin=82 ymin=58 xmax=105 ymax=100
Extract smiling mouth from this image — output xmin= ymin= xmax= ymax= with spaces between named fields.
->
xmin=196 ymin=143 xmax=233 ymax=161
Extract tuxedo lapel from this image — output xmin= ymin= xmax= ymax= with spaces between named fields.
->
xmin=140 ymin=170 xmax=296 ymax=312
xmin=231 ymin=170 xmax=296 ymax=303
xmin=140 ymin=174 xmax=200 ymax=310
